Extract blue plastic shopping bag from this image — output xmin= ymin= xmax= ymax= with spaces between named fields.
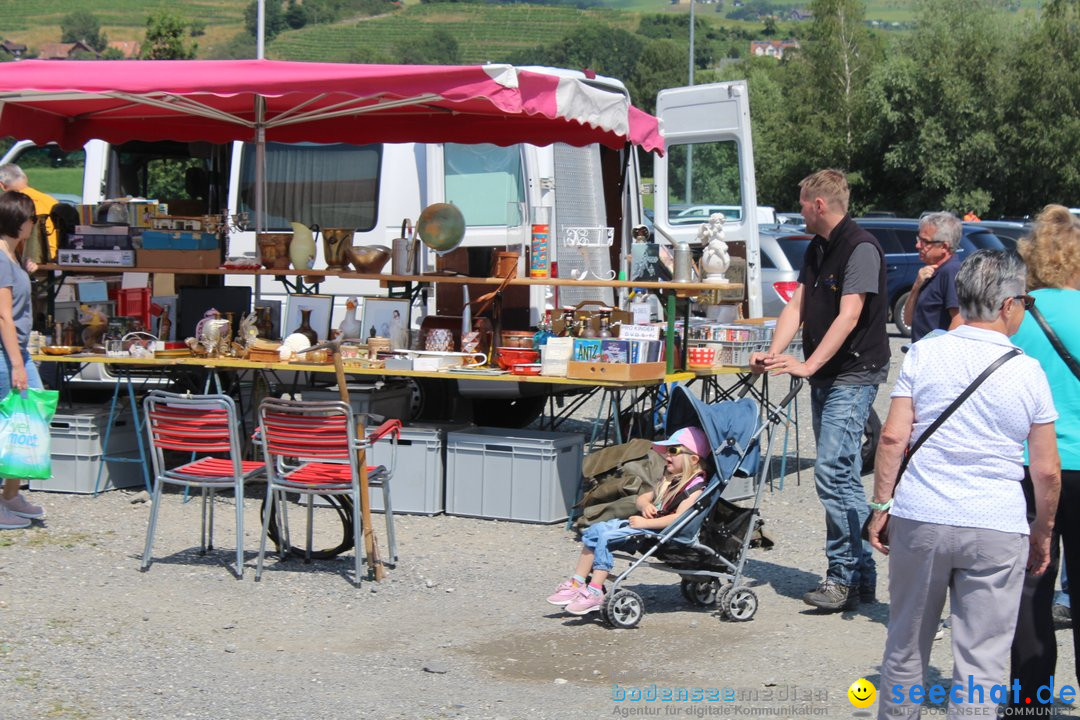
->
xmin=0 ymin=389 xmax=59 ymax=479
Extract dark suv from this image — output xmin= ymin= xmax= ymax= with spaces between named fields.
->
xmin=854 ymin=218 xmax=1006 ymax=336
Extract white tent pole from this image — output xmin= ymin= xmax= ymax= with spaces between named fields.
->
xmin=254 ymin=0 xmax=265 ymax=303
xmin=254 ymin=98 xmax=265 ymax=304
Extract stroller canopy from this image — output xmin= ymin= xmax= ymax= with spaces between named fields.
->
xmin=665 ymin=386 xmax=761 ymax=489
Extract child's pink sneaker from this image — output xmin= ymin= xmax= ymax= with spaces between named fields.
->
xmin=0 ymin=493 xmax=44 ymax=520
xmin=546 ymin=580 xmax=581 ymax=606
xmin=566 ymin=587 xmax=604 ymax=615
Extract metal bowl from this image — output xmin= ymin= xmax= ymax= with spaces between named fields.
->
xmin=344 ymin=245 xmax=392 ymax=274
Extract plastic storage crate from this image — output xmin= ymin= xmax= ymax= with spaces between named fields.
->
xmin=302 ymin=383 xmax=412 ymax=422
xmin=445 ymin=427 xmax=584 ymax=523
xmin=366 ymin=423 xmax=462 ymax=515
xmin=30 ymin=408 xmax=145 ymax=493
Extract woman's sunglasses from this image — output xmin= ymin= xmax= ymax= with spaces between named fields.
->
xmin=666 ymin=446 xmax=691 ymax=456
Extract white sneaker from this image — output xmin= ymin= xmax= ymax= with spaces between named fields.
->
xmin=934 ymin=619 xmax=945 ymax=641
xmin=0 ymin=493 xmax=44 ymax=519
xmin=0 ymin=505 xmax=30 ymax=530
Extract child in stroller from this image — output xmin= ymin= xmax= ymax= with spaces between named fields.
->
xmin=546 ymin=426 xmax=711 ymax=616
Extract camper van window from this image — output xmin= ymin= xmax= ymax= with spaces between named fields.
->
xmin=666 ymin=140 xmax=743 ymax=227
xmin=238 ymin=142 xmax=381 ymax=231
xmin=444 ymin=143 xmax=525 ymax=226
xmin=5 ymin=145 xmax=85 ymax=205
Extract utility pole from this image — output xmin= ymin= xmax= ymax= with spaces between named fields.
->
xmin=685 ymin=0 xmax=695 ymax=204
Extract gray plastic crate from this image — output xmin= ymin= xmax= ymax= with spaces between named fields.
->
xmin=301 ymin=383 xmax=412 ymax=422
xmin=30 ymin=450 xmax=145 ymax=494
xmin=445 ymin=427 xmax=584 ymax=523
xmin=50 ymin=408 xmax=140 ymax=457
xmin=367 ymin=423 xmax=456 ymax=515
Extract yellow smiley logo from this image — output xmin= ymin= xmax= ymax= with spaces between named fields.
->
xmin=848 ymin=678 xmax=876 ymax=708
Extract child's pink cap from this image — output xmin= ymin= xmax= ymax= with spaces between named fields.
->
xmin=653 ymin=427 xmax=709 ymax=458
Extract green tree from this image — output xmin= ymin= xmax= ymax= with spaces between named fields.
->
xmin=244 ymin=0 xmax=287 ymax=41
xmin=507 ymin=24 xmax=643 ymax=90
xmin=142 ymin=10 xmax=198 ymax=60
xmin=60 ymin=10 xmax=108 ymax=52
xmin=860 ymin=0 xmax=1014 ymax=215
xmin=799 ymin=0 xmax=880 ymax=169
xmin=285 ymin=0 xmax=309 ymax=29
xmin=997 ymin=0 xmax=1080 ymax=214
xmin=396 ymin=28 xmax=460 ymax=64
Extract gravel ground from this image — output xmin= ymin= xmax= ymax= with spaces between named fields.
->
xmin=1 ymin=335 xmax=1075 ymax=720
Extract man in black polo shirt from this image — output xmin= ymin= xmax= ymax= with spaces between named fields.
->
xmin=902 ymin=211 xmax=963 ymax=343
xmin=751 ymin=169 xmax=891 ymax=612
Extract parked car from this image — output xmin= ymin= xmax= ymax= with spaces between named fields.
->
xmin=965 ymin=220 xmax=1030 ymax=251
xmin=759 ymin=227 xmax=812 ymax=318
xmin=855 ymin=218 xmax=1006 ymax=336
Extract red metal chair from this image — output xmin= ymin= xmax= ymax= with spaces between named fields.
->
xmin=255 ymin=397 xmax=400 ymax=586
xmin=141 ymin=391 xmax=265 ymax=578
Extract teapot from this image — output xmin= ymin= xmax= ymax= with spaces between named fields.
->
xmin=289 ymin=222 xmax=318 ymax=271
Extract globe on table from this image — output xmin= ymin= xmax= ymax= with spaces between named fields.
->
xmin=416 ymin=202 xmax=465 ymax=255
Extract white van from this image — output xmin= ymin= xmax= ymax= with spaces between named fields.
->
xmin=4 ymin=73 xmax=761 ymax=425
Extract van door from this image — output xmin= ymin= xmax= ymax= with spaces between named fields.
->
xmin=652 ymin=81 xmax=762 ymax=317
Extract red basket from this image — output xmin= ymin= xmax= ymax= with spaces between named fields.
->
xmin=116 ymin=287 xmax=152 ymax=331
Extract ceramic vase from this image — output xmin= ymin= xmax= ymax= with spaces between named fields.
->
xmin=289 ymin=222 xmax=317 ymax=271
xmin=293 ymin=308 xmax=318 ymax=346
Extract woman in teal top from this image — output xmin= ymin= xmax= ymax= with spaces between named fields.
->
xmin=1010 ymin=204 xmax=1080 ymax=713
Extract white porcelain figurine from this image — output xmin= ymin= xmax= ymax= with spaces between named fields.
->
xmin=697 ymin=212 xmax=731 ymax=283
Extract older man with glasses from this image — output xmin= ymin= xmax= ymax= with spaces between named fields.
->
xmin=903 ymin=212 xmax=965 ymax=343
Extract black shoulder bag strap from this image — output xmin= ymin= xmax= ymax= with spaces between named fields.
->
xmin=863 ymin=346 xmax=1020 ymax=541
xmin=1029 ymin=305 xmax=1080 ymax=383
xmin=895 ymin=346 xmax=1022 ymax=480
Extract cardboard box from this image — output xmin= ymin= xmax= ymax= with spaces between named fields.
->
xmin=57 ymin=248 xmax=135 ymax=267
xmin=137 ymin=249 xmax=220 ymax=270
xmin=566 ymin=361 xmax=666 ymax=381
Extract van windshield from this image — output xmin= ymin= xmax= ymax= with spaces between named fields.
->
xmin=238 ymin=142 xmax=381 ymax=231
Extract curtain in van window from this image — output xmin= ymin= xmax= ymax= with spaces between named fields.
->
xmin=238 ymin=143 xmax=381 ymax=231
xmin=444 ymin=144 xmax=525 ymax=226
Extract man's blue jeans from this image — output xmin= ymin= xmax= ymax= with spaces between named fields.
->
xmin=810 ymin=382 xmax=877 ymax=589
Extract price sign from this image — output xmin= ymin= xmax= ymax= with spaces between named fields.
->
xmin=561 ymin=226 xmax=614 ymax=248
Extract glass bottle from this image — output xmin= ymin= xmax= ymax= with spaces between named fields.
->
xmin=560 ymin=306 xmax=576 ymax=337
xmin=598 ymin=310 xmax=613 ymax=339
xmin=579 ymin=315 xmax=597 ymax=339
xmin=533 ymin=310 xmax=553 ymax=349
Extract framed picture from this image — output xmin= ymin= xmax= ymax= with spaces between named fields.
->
xmin=284 ymin=294 xmax=333 ymax=342
xmin=361 ymin=297 xmax=411 ymax=349
xmin=150 ymin=295 xmax=177 ymax=341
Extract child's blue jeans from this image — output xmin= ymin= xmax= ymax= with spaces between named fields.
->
xmin=581 ymin=519 xmax=656 ymax=572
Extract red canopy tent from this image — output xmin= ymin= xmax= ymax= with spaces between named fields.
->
xmin=0 ymin=59 xmax=664 ymax=153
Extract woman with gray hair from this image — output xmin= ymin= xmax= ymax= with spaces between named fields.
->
xmin=868 ymin=250 xmax=1060 ymax=719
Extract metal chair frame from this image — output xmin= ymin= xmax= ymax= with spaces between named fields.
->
xmin=141 ymin=390 xmax=265 ymax=577
xmin=255 ymin=397 xmax=399 ymax=586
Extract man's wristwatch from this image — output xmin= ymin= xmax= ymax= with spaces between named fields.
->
xmin=868 ymin=499 xmax=893 ymax=512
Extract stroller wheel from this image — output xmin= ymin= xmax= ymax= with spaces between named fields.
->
xmin=680 ymin=579 xmax=719 ymax=607
xmin=604 ymin=590 xmax=645 ymax=629
xmin=723 ymin=587 xmax=758 ymax=622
